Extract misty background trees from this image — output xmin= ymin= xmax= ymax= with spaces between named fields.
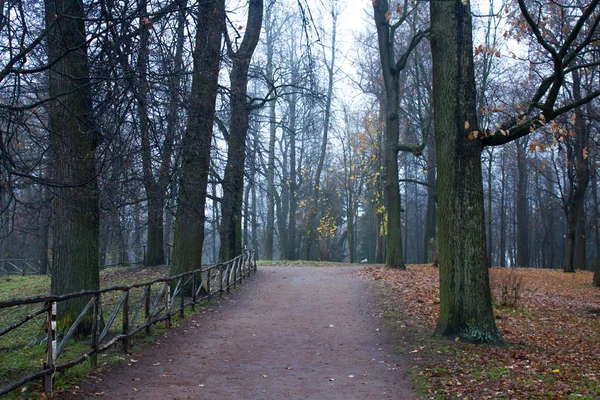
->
xmin=0 ymin=0 xmax=599 ymax=339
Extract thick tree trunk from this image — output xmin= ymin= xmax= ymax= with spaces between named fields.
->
xmin=219 ymin=0 xmax=263 ymax=262
xmin=46 ymin=0 xmax=100 ymax=333
xmin=171 ymin=0 xmax=224 ymax=279
xmin=431 ymin=0 xmax=501 ymax=343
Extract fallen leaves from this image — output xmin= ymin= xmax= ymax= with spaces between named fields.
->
xmin=358 ymin=265 xmax=600 ymax=399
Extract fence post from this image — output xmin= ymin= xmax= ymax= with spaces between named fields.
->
xmin=241 ymin=256 xmax=245 ymax=283
xmin=233 ymin=260 xmax=237 ymax=290
xmin=192 ymin=274 xmax=197 ymax=309
xmin=122 ymin=248 xmax=125 ymax=267
xmin=122 ymin=290 xmax=129 ymax=354
xmin=91 ymin=294 xmax=100 ymax=368
xmin=165 ymin=281 xmax=171 ymax=329
xmin=227 ymin=263 xmax=231 ymax=294
xmin=179 ymin=278 xmax=185 ymax=318
xmin=219 ymin=264 xmax=224 ymax=298
xmin=145 ymin=286 xmax=151 ymax=335
xmin=43 ymin=301 xmax=56 ymax=394
xmin=206 ymin=269 xmax=211 ymax=298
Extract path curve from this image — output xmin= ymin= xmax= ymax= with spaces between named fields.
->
xmin=64 ymin=266 xmax=416 ymax=399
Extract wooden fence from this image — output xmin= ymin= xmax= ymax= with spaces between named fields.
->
xmin=0 ymin=259 xmax=47 ymax=275
xmin=1 ymin=243 xmax=173 ymax=275
xmin=0 ymin=249 xmax=257 ymax=396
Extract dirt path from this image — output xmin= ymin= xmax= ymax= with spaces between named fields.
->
xmin=66 ymin=266 xmax=416 ymax=399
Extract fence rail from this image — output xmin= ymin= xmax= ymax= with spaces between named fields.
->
xmin=0 ymin=259 xmax=47 ymax=275
xmin=0 ymin=243 xmax=175 ymax=275
xmin=0 ymin=249 xmax=257 ymax=396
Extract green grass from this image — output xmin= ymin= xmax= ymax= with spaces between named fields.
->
xmin=0 ymin=275 xmax=49 ymax=301
xmin=0 ymin=265 xmax=222 ymax=398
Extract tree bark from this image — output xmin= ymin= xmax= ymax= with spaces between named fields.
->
xmin=563 ymin=70 xmax=590 ymax=273
xmin=592 ymin=156 xmax=600 ymax=286
xmin=46 ymin=0 xmax=100 ymax=333
xmin=171 ymin=0 xmax=225 ymax=278
xmin=430 ymin=0 xmax=502 ymax=343
xmin=219 ymin=0 xmax=263 ymax=262
xmin=485 ymin=149 xmax=493 ymax=266
xmin=285 ymin=90 xmax=298 ymax=260
xmin=423 ymin=132 xmax=437 ymax=264
xmin=372 ymin=0 xmax=427 ymax=269
xmin=516 ymin=140 xmax=529 ymax=267
xmin=263 ymin=2 xmax=277 ymax=260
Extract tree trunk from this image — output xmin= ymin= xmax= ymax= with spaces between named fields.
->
xmin=423 ymin=133 xmax=437 ymax=264
xmin=375 ymin=99 xmax=386 ymax=264
xmin=251 ymin=133 xmax=259 ymax=254
xmin=592 ymin=156 xmax=600 ymax=286
xmin=263 ymin=2 xmax=277 ymax=260
xmin=430 ymin=0 xmax=501 ymax=343
xmin=372 ymin=0 xmax=426 ymax=269
xmin=486 ymin=149 xmax=493 ymax=266
xmin=590 ymin=154 xmax=600 ymax=287
xmin=46 ymin=0 xmax=100 ymax=333
xmin=563 ymin=69 xmax=590 ymax=273
xmin=285 ymin=91 xmax=298 ymax=260
xmin=516 ymin=140 xmax=529 ymax=267
xmin=219 ymin=0 xmax=263 ymax=262
xmin=499 ymin=151 xmax=506 ymax=268
xmin=171 ymin=0 xmax=225 ymax=279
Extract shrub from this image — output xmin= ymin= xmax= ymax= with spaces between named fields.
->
xmin=490 ymin=268 xmax=523 ymax=308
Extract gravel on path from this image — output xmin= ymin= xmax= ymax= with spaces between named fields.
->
xmin=63 ymin=266 xmax=416 ymax=399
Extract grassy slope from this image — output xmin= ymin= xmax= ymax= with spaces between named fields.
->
xmin=0 ymin=266 xmax=172 ymax=399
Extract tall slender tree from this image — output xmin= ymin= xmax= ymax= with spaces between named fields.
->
xmin=372 ymin=0 xmax=428 ymax=269
xmin=219 ymin=0 xmax=264 ymax=261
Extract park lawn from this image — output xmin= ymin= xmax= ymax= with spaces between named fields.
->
xmin=360 ymin=265 xmax=600 ymax=399
xmin=0 ymin=266 xmax=174 ymax=398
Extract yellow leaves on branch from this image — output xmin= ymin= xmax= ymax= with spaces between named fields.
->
xmin=385 ymin=10 xmax=392 ymax=22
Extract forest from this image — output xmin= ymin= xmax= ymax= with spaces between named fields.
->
xmin=0 ymin=0 xmax=599 ymax=344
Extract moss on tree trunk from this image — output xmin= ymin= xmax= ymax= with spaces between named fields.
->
xmin=430 ymin=0 xmax=502 ymax=344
